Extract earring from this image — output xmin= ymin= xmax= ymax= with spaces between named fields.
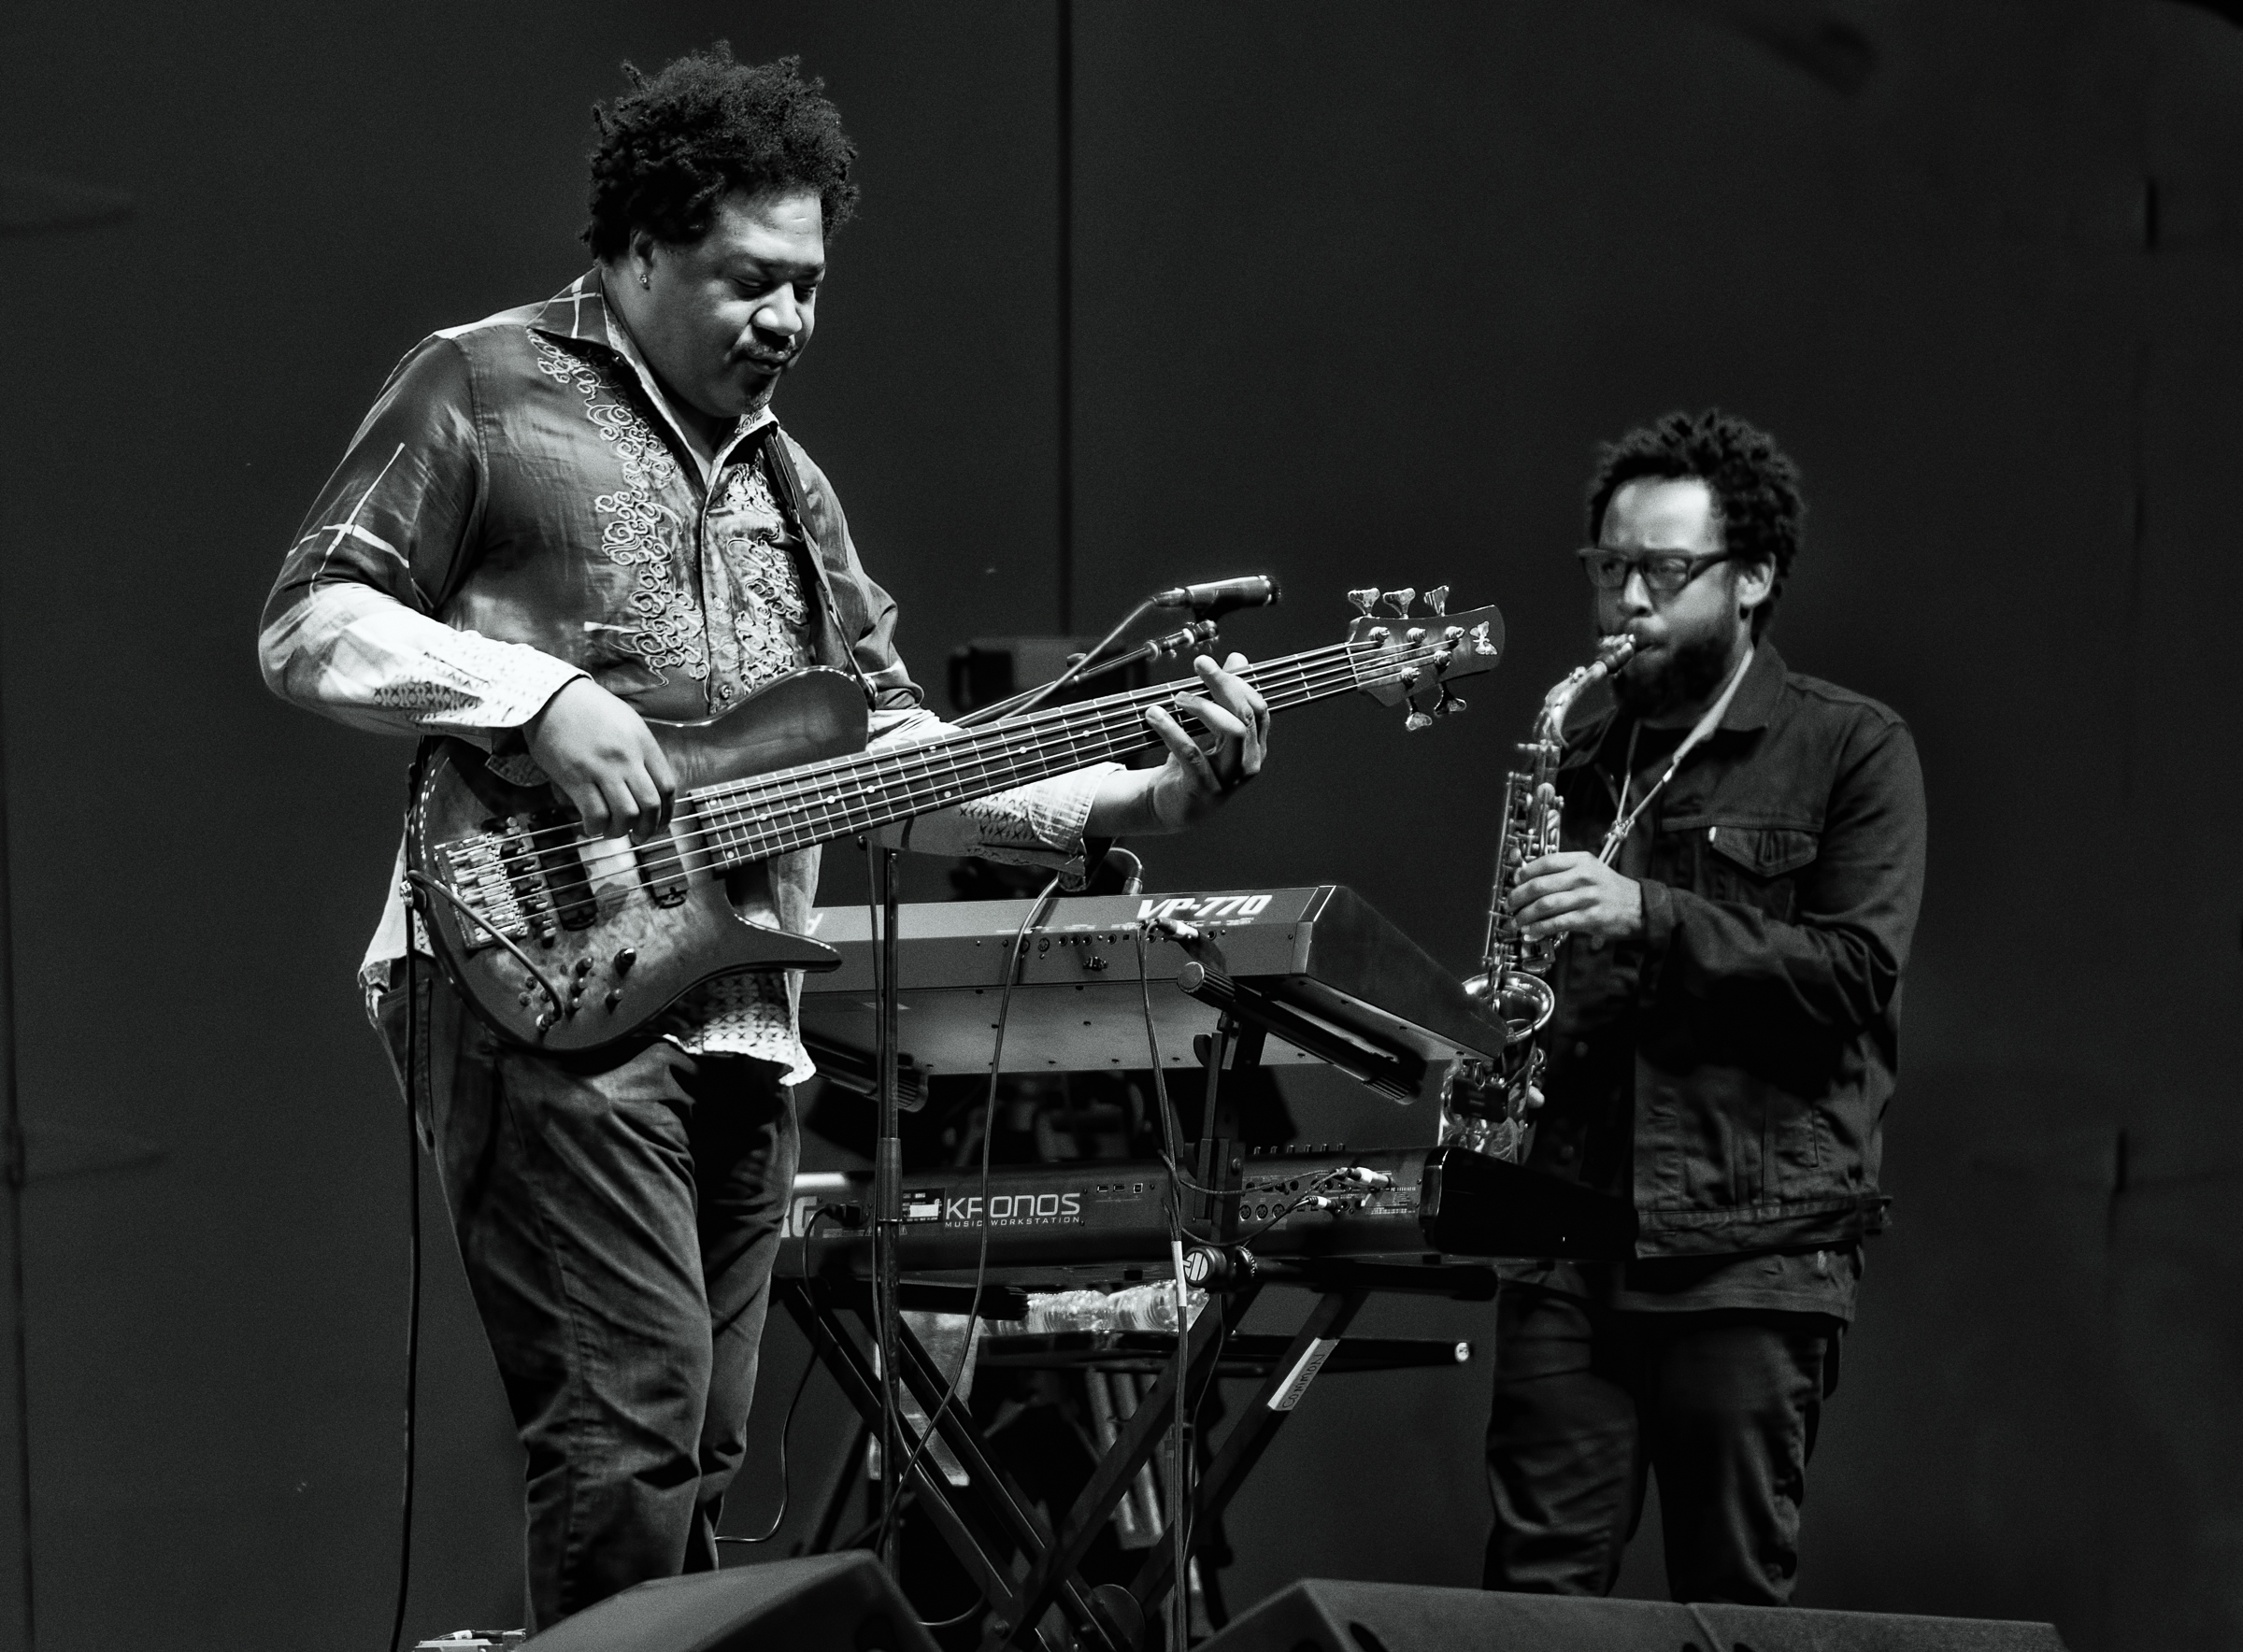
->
xmin=639 ymin=272 xmax=651 ymax=290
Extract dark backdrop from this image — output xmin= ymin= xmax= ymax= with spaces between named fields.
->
xmin=0 ymin=2 xmax=2236 ymax=1648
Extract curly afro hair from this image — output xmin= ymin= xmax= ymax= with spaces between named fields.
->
xmin=1585 ymin=409 xmax=1806 ymax=638
xmin=582 ymin=45 xmax=859 ymax=261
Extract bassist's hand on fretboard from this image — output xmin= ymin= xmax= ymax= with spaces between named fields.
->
xmin=1085 ymin=652 xmax=1272 ymax=838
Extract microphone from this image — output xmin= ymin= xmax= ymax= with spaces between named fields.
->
xmin=1150 ymin=575 xmax=1280 ymax=616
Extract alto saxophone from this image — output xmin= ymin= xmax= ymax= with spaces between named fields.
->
xmin=1442 ymin=634 xmax=1636 ymax=1161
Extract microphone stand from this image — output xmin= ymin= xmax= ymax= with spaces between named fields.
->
xmin=955 ymin=597 xmax=1154 ymax=730
xmin=962 ymin=576 xmax=1274 ymax=728
xmin=953 ymin=620 xmax=1219 ymax=729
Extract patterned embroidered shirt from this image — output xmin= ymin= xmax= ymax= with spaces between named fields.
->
xmin=260 ymin=271 xmax=1119 ymax=1082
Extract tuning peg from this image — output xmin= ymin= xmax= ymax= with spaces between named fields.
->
xmin=1405 ymin=708 xmax=1435 ymax=733
xmin=1397 ymin=666 xmax=1421 ymax=689
xmin=1381 ymin=588 xmax=1416 ymax=617
xmin=1423 ymin=585 xmax=1449 ymax=616
xmin=1405 ymin=627 xmax=1425 ymax=646
xmin=1347 ymin=588 xmax=1380 ymax=615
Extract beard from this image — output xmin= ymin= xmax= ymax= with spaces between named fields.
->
xmin=1611 ymin=626 xmax=1741 ymax=721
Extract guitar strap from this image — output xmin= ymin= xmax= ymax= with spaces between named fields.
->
xmin=754 ymin=422 xmax=884 ymax=708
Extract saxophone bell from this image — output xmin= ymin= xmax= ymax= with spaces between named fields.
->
xmin=1459 ymin=967 xmax=1556 ymax=1046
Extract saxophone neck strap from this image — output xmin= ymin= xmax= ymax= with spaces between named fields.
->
xmin=1598 ymin=645 xmax=1754 ymax=865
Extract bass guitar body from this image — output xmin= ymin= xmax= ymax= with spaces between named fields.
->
xmin=407 ymin=668 xmax=869 ymax=1053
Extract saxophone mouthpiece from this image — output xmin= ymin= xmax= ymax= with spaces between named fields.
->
xmin=1593 ymin=634 xmax=1637 ymax=676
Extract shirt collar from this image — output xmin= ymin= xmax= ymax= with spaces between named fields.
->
xmin=531 ymin=268 xmax=778 ymax=469
xmin=528 ymin=269 xmax=614 ymax=349
xmin=1722 ymin=639 xmax=1785 ymax=731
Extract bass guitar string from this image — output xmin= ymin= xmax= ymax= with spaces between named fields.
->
xmin=446 ymin=642 xmax=1408 ymax=914
xmin=675 ymin=656 xmax=1349 ymax=863
xmin=471 ymin=645 xmax=1404 ymax=903
xmin=583 ymin=646 xmax=1425 ymax=894
xmin=493 ymin=637 xmax=1434 ymax=876
xmin=427 ymin=637 xmax=1466 ymax=957
xmin=477 ymin=636 xmax=1379 ymax=860
xmin=436 ymin=646 xmax=1442 ymax=964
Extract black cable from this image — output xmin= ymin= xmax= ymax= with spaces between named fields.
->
xmin=918 ymin=1594 xmax=991 ymax=1631
xmin=862 ymin=839 xmax=901 ymax=1570
xmin=1126 ymin=923 xmax=1362 ymax=1246
xmin=1125 ymin=921 xmax=1194 ymax=1650
xmin=387 ymin=948 xmax=423 ymax=1652
xmin=876 ymin=872 xmax=1063 ymax=1573
xmin=715 ymin=1349 xmax=821 ymax=1545
xmin=1130 ymin=920 xmax=1349 ymax=1643
xmin=402 ymin=869 xmax=563 ymax=1018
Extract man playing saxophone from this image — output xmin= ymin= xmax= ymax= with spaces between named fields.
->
xmin=1480 ymin=410 xmax=1927 ymax=1604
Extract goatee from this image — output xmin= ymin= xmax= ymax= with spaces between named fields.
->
xmin=1612 ymin=629 xmax=1740 ymax=721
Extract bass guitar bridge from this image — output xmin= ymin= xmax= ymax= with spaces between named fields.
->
xmin=436 ymin=811 xmax=587 ymax=948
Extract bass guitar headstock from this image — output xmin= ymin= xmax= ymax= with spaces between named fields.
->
xmin=1345 ymin=584 xmax=1506 ymax=730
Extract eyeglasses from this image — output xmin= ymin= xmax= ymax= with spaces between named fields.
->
xmin=1576 ymin=548 xmax=1736 ymax=597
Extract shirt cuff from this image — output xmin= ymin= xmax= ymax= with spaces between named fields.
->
xmin=951 ymin=761 xmax=1122 ymax=888
xmin=373 ymin=629 xmax=587 ymax=743
xmin=867 ymin=706 xmax=1121 ymax=886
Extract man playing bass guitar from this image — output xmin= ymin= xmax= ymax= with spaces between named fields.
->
xmin=258 ymin=48 xmax=1269 ymax=1629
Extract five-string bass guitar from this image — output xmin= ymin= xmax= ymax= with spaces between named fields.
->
xmin=406 ymin=585 xmax=1503 ymax=1053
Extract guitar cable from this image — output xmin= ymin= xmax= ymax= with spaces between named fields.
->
xmin=714 ymin=1346 xmax=821 ymax=1546
xmin=387 ymin=944 xmax=423 ymax=1652
xmin=1129 ymin=922 xmax=1198 ymax=1651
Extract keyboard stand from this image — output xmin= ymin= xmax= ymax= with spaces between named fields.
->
xmin=779 ymin=1249 xmax=1494 ymax=1650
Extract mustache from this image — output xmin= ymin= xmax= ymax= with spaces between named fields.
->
xmin=1611 ymin=628 xmax=1733 ymax=718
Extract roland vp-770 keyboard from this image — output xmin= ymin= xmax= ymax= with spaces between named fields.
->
xmin=796 ymin=885 xmax=1502 ymax=1104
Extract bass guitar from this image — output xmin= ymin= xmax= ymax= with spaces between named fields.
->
xmin=407 ymin=586 xmax=1503 ymax=1052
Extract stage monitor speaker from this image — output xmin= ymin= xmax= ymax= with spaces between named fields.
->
xmin=1198 ymin=1581 xmax=2069 ymax=1652
xmin=519 ymin=1553 xmax=940 ymax=1652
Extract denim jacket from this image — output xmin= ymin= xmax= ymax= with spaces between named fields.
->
xmin=1523 ymin=643 xmax=1927 ymax=1256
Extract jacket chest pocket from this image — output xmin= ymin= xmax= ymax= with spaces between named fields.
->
xmin=1683 ymin=822 xmax=1820 ymax=921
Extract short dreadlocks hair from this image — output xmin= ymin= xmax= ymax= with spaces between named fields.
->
xmin=1585 ymin=409 xmax=1806 ymax=638
xmin=582 ymin=46 xmax=859 ymax=261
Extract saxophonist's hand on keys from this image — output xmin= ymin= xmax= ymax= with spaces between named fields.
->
xmin=1511 ymin=852 xmax=1645 ymax=946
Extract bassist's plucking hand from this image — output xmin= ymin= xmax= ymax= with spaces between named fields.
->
xmin=524 ymin=677 xmax=679 ymax=841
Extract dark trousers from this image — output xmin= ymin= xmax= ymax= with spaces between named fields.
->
xmin=1482 ymin=1284 xmax=1839 ymax=1604
xmin=376 ymin=961 xmax=799 ymax=1629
